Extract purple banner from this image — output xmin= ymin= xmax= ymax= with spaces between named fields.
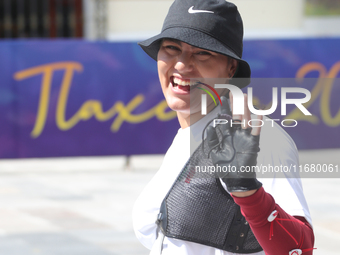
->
xmin=0 ymin=41 xmax=178 ymax=158
xmin=243 ymin=38 xmax=340 ymax=150
xmin=0 ymin=38 xmax=339 ymax=158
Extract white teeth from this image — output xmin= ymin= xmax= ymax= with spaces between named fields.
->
xmin=173 ymin=77 xmax=192 ymax=86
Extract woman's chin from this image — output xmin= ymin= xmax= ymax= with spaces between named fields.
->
xmin=168 ymin=102 xmax=190 ymax=114
xmin=168 ymin=100 xmax=202 ymax=116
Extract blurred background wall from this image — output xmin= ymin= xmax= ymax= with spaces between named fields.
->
xmin=2 ymin=0 xmax=340 ymax=40
xmin=105 ymin=0 xmax=340 ymax=40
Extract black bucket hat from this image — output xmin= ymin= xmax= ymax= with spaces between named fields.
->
xmin=139 ymin=0 xmax=251 ymax=88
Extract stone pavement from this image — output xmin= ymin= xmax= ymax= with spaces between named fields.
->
xmin=0 ymin=151 xmax=339 ymax=255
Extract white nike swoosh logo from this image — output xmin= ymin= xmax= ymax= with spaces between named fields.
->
xmin=188 ymin=6 xmax=214 ymax=14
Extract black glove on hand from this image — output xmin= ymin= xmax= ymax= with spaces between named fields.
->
xmin=205 ymin=96 xmax=262 ymax=193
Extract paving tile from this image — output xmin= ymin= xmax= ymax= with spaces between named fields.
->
xmin=0 ymin=152 xmax=338 ymax=255
xmin=0 ymin=233 xmax=115 ymax=255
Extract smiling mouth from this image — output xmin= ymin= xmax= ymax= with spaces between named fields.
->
xmin=171 ymin=77 xmax=200 ymax=92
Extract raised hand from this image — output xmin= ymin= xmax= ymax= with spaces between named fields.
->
xmin=205 ymin=95 xmax=263 ymax=194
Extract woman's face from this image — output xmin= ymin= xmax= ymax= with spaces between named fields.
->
xmin=157 ymin=39 xmax=237 ymax=118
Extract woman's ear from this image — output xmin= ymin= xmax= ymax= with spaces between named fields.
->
xmin=228 ymin=58 xmax=238 ymax=78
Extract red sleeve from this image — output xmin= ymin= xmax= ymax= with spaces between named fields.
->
xmin=232 ymin=187 xmax=315 ymax=255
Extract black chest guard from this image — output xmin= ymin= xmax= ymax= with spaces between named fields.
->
xmin=156 ymin=140 xmax=263 ymax=253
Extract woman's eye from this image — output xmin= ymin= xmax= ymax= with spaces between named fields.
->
xmin=196 ymin=51 xmax=211 ymax=56
xmin=165 ymin=45 xmax=180 ymax=51
xmin=195 ymin=51 xmax=212 ymax=60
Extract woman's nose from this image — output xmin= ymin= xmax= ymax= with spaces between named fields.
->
xmin=174 ymin=52 xmax=194 ymax=73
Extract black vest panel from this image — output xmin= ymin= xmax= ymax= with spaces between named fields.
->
xmin=157 ymin=140 xmax=263 ymax=253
